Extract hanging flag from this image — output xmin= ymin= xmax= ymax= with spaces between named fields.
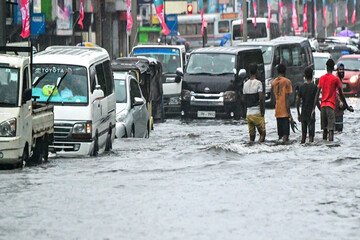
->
xmin=267 ymin=0 xmax=271 ymax=29
xmin=20 ymin=0 xmax=30 ymax=38
xmin=335 ymin=0 xmax=338 ymax=27
xmin=199 ymin=0 xmax=205 ymax=36
xmin=314 ymin=0 xmax=317 ymax=31
xmin=303 ymin=2 xmax=308 ymax=33
xmin=351 ymin=0 xmax=356 ymax=23
xmin=323 ymin=0 xmax=327 ymax=28
xmin=346 ymin=0 xmax=349 ymax=25
xmin=279 ymin=0 xmax=283 ymax=25
xmin=126 ymin=0 xmax=133 ymax=33
xmin=78 ymin=0 xmax=84 ymax=29
xmin=292 ymin=0 xmax=298 ymax=30
xmin=253 ymin=0 xmax=257 ymax=27
xmin=154 ymin=0 xmax=170 ymax=35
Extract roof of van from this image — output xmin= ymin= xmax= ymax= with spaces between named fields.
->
xmin=132 ymin=44 xmax=185 ymax=51
xmin=0 ymin=54 xmax=29 ymax=68
xmin=234 ymin=42 xmax=275 ymax=47
xmin=33 ymin=46 xmax=110 ymax=66
xmin=190 ymin=46 xmax=261 ymax=55
xmin=271 ymin=36 xmax=309 ymax=44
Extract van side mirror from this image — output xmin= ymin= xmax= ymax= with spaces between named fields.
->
xmin=133 ymin=97 xmax=144 ymax=107
xmin=175 ymin=68 xmax=183 ymax=83
xmin=92 ymin=88 xmax=104 ymax=102
xmin=22 ymin=88 xmax=32 ymax=104
xmin=238 ymin=69 xmax=247 ymax=79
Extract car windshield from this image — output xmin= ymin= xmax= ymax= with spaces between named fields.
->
xmin=339 ymin=58 xmax=360 ymax=71
xmin=114 ymin=79 xmax=127 ymax=103
xmin=186 ymin=53 xmax=235 ymax=74
xmin=241 ymin=45 xmax=273 ymax=64
xmin=133 ymin=48 xmax=181 ymax=74
xmin=314 ymin=56 xmax=328 ymax=70
xmin=0 ymin=67 xmax=19 ymax=106
xmin=32 ymin=64 xmax=88 ymax=104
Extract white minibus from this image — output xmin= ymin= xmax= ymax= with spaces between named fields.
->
xmin=32 ymin=46 xmax=116 ymax=156
xmin=231 ymin=18 xmax=280 ymax=46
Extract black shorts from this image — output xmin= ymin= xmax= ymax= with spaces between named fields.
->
xmin=301 ymin=119 xmax=315 ymax=137
xmin=277 ymin=117 xmax=290 ymax=137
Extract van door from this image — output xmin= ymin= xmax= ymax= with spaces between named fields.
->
xmin=20 ymin=66 xmax=32 ymax=152
xmin=90 ymin=65 xmax=103 ymax=141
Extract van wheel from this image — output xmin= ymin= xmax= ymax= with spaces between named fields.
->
xmin=31 ymin=138 xmax=44 ymax=164
xmin=92 ymin=135 xmax=99 ymax=157
xmin=130 ymin=126 xmax=135 ymax=138
xmin=145 ymin=123 xmax=150 ymax=138
xmin=105 ymin=132 xmax=112 ymax=151
xmin=18 ymin=146 xmax=29 ymax=168
xmin=42 ymin=136 xmax=49 ymax=162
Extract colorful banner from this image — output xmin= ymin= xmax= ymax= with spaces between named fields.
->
xmin=335 ymin=0 xmax=338 ymax=27
xmin=314 ymin=0 xmax=317 ymax=31
xmin=292 ymin=0 xmax=298 ymax=30
xmin=56 ymin=0 xmax=73 ymax=36
xmin=279 ymin=0 xmax=283 ymax=25
xmin=346 ymin=0 xmax=349 ymax=25
xmin=253 ymin=0 xmax=257 ymax=27
xmin=323 ymin=0 xmax=326 ymax=28
xmin=208 ymin=0 xmax=217 ymax=13
xmin=126 ymin=0 xmax=133 ymax=34
xmin=78 ymin=0 xmax=84 ymax=29
xmin=267 ymin=0 xmax=271 ymax=28
xmin=20 ymin=0 xmax=30 ymax=38
xmin=153 ymin=0 xmax=170 ymax=35
xmin=351 ymin=0 xmax=356 ymax=23
xmin=199 ymin=0 xmax=205 ymax=36
xmin=303 ymin=2 xmax=308 ymax=33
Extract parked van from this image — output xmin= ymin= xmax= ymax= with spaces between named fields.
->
xmin=179 ymin=46 xmax=264 ymax=119
xmin=32 ymin=46 xmax=116 ymax=156
xmin=236 ymin=37 xmax=314 ymax=107
xmin=231 ymin=18 xmax=280 ymax=46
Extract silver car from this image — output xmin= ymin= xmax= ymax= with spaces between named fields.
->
xmin=114 ymin=72 xmax=150 ymax=138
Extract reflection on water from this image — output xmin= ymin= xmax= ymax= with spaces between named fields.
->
xmin=0 ymin=100 xmax=360 ymax=239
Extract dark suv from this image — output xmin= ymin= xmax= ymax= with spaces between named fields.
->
xmin=179 ymin=47 xmax=264 ymax=119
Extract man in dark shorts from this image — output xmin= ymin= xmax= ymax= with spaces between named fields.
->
xmin=296 ymin=67 xmax=318 ymax=143
xmin=335 ymin=63 xmax=345 ymax=132
xmin=312 ymin=59 xmax=354 ymax=141
xmin=271 ymin=63 xmax=293 ymax=142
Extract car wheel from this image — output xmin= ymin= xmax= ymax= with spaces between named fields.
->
xmin=92 ymin=135 xmax=99 ymax=157
xmin=42 ymin=135 xmax=49 ymax=162
xmin=31 ymin=138 xmax=44 ymax=164
xmin=130 ymin=126 xmax=135 ymax=138
xmin=105 ymin=131 xmax=112 ymax=151
xmin=145 ymin=122 xmax=150 ymax=138
xmin=17 ymin=146 xmax=29 ymax=168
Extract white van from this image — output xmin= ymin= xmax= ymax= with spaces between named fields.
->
xmin=32 ymin=46 xmax=116 ymax=156
xmin=231 ymin=18 xmax=280 ymax=46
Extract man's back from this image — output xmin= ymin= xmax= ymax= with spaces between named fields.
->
xmin=319 ymin=73 xmax=342 ymax=110
xmin=299 ymin=82 xmax=318 ymax=121
xmin=272 ymin=76 xmax=293 ymax=118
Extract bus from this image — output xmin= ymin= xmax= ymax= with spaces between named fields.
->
xmin=177 ymin=13 xmax=240 ymax=49
xmin=231 ymin=18 xmax=280 ymax=46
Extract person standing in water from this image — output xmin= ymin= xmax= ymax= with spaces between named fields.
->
xmin=296 ymin=67 xmax=318 ymax=143
xmin=335 ymin=63 xmax=345 ymax=132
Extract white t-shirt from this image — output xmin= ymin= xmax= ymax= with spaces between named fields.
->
xmin=243 ymin=79 xmax=263 ymax=115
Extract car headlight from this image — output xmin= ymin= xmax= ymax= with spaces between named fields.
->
xmin=72 ymin=122 xmax=92 ymax=138
xmin=117 ymin=110 xmax=128 ymax=122
xmin=0 ymin=118 xmax=16 ymax=137
xmin=265 ymin=78 xmax=273 ymax=88
xmin=224 ymin=91 xmax=236 ymax=102
xmin=181 ymin=90 xmax=191 ymax=101
xmin=350 ymin=75 xmax=358 ymax=83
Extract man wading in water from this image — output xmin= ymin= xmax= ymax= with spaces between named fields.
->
xmin=312 ymin=59 xmax=354 ymax=141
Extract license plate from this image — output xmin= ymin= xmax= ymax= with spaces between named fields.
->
xmin=197 ymin=111 xmax=216 ymax=118
xmin=342 ymin=84 xmax=347 ymax=89
xmin=169 ymin=97 xmax=179 ymax=105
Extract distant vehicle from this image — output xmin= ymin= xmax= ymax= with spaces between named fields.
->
xmin=325 ymin=44 xmax=359 ymax=62
xmin=336 ymin=54 xmax=360 ymax=96
xmin=231 ymin=18 xmax=280 ymax=46
xmin=0 ymin=46 xmax=54 ymax=168
xmin=177 ymin=12 xmax=240 ymax=49
xmin=131 ymin=45 xmax=186 ymax=117
xmin=113 ymin=72 xmax=150 ymax=138
xmin=235 ymin=37 xmax=314 ymax=107
xmin=313 ymin=52 xmax=331 ymax=85
xmin=32 ymin=46 xmax=116 ymax=157
xmin=179 ymin=46 xmax=264 ymax=119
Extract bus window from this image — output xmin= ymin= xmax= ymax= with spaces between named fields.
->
xmin=218 ymin=20 xmax=230 ymax=33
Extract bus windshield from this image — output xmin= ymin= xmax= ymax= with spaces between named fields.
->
xmin=133 ymin=48 xmax=181 ymax=74
xmin=233 ymin=22 xmax=267 ymax=40
xmin=32 ymin=64 xmax=88 ymax=104
xmin=0 ymin=67 xmax=19 ymax=107
xmin=186 ymin=53 xmax=235 ymax=75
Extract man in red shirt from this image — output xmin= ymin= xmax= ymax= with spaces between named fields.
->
xmin=312 ymin=59 xmax=354 ymax=141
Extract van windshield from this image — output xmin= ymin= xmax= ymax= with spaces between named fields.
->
xmin=114 ymin=79 xmax=127 ymax=103
xmin=0 ymin=67 xmax=19 ymax=107
xmin=186 ymin=53 xmax=235 ymax=75
xmin=240 ymin=45 xmax=273 ymax=65
xmin=233 ymin=22 xmax=267 ymax=40
xmin=132 ymin=48 xmax=181 ymax=74
xmin=32 ymin=64 xmax=88 ymax=104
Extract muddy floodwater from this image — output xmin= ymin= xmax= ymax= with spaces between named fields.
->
xmin=1 ymin=98 xmax=360 ymax=240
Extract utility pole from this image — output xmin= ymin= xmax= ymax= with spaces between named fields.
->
xmin=129 ymin=0 xmax=137 ymax=54
xmin=242 ymin=0 xmax=247 ymax=42
xmin=0 ymin=0 xmax=6 ymax=48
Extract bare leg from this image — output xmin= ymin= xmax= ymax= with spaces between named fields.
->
xmin=258 ymin=133 xmax=266 ymax=142
xmin=283 ymin=135 xmax=289 ymax=142
xmin=301 ymin=133 xmax=306 ymax=144
xmin=329 ymin=130 xmax=334 ymax=141
xmin=250 ymin=134 xmax=255 ymax=142
xmin=323 ymin=129 xmax=328 ymax=140
xmin=309 ymin=136 xmax=314 ymax=142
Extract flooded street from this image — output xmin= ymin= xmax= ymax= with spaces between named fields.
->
xmin=1 ymin=98 xmax=360 ymax=240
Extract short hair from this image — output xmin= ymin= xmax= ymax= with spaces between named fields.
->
xmin=277 ymin=63 xmax=286 ymax=74
xmin=249 ymin=63 xmax=258 ymax=75
xmin=326 ymin=59 xmax=335 ymax=71
xmin=304 ymin=67 xmax=313 ymax=80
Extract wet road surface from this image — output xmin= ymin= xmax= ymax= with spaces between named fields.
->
xmin=1 ymin=98 xmax=360 ymax=239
